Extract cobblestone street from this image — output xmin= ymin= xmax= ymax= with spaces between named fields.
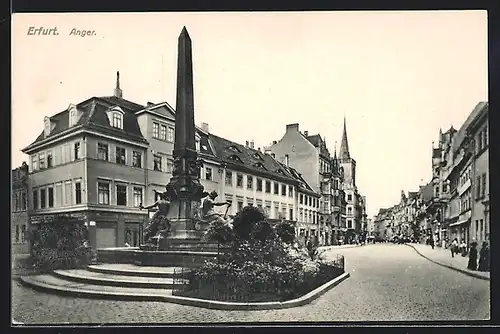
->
xmin=12 ymin=244 xmax=490 ymax=324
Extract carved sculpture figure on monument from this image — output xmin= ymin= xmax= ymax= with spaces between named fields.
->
xmin=196 ymin=191 xmax=233 ymax=230
xmin=139 ymin=190 xmax=172 ymax=244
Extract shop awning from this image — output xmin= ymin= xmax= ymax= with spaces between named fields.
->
xmin=449 ymin=219 xmax=470 ymax=227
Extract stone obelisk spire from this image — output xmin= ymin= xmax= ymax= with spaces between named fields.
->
xmin=164 ymin=27 xmax=205 ymax=243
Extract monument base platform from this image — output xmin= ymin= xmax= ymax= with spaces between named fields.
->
xmin=97 ymin=247 xmax=220 ymax=268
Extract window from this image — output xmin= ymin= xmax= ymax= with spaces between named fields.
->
xmin=112 ymin=113 xmax=122 ymax=128
xmin=75 ymin=181 xmax=82 ymax=204
xmin=334 ymin=179 xmax=339 ymax=189
xmin=205 ymin=167 xmax=213 ymax=181
xmin=98 ymin=182 xmax=110 ymax=204
xmin=289 ymin=185 xmax=293 ymax=197
xmin=160 ymin=125 xmax=167 ymax=140
xmin=300 ymin=194 xmax=303 ymax=204
xmin=132 ymin=151 xmax=142 ymax=168
xmin=166 ymin=159 xmax=173 ymax=173
xmin=237 ymin=201 xmax=244 ymax=212
xmin=347 ymin=219 xmax=352 ymax=229
xmin=347 ymin=194 xmax=352 ymax=201
xmin=48 ymin=187 xmax=54 ymax=208
xmin=289 ymin=208 xmax=293 ymax=221
xmin=97 ymin=143 xmax=109 ymax=161
xmin=481 ymin=173 xmax=486 ymax=198
xmin=195 ymin=139 xmax=200 ymax=151
xmin=64 ymin=143 xmax=71 ymax=163
xmin=32 ymin=190 xmax=38 ymax=209
xmin=256 ymin=178 xmax=263 ymax=192
xmin=476 ymin=176 xmax=481 ymax=199
xmin=31 ymin=155 xmax=38 ymax=171
xmin=153 ymin=123 xmax=159 ymax=138
xmin=347 ymin=206 xmax=352 ymax=214
xmin=224 ymin=171 xmax=233 ymax=186
xmin=74 ymin=142 xmax=80 ymax=160
xmin=274 ymin=182 xmax=279 ymax=195
xmin=483 ymin=127 xmax=488 ymax=149
xmin=55 ymin=183 xmax=63 ymax=207
xmin=167 ymin=127 xmax=174 ymax=142
xmin=116 ymin=147 xmax=126 ymax=165
xmin=21 ymin=192 xmax=26 ymax=210
xmin=237 ymin=174 xmax=243 ymax=187
xmin=39 ymin=152 xmax=45 ymax=169
xmin=15 ymin=225 xmax=19 ymax=243
xmin=40 ymin=189 xmax=46 ymax=208
xmin=309 ymin=196 xmax=312 ymax=206
xmin=133 ymin=187 xmax=143 ymax=207
xmin=64 ymin=182 xmax=72 ymax=205
xmin=247 ymin=175 xmax=253 ymax=189
xmin=435 ymin=186 xmax=440 ymax=197
xmin=21 ymin=225 xmax=26 ymax=243
xmin=265 ymin=181 xmax=271 ymax=193
xmin=281 ymin=184 xmax=286 ymax=196
xmin=47 ymin=151 xmax=53 ymax=168
xmin=153 ymin=155 xmax=162 ymax=171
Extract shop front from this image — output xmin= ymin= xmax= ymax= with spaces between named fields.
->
xmin=87 ymin=211 xmax=147 ymax=249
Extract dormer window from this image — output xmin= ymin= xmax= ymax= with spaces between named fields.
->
xmin=112 ymin=113 xmax=122 ymax=129
xmin=253 ymin=153 xmax=263 ymax=160
xmin=228 ymin=145 xmax=241 ymax=153
xmin=68 ymin=103 xmax=80 ymax=127
xmin=276 ymin=169 xmax=284 ymax=174
xmin=228 ymin=155 xmax=243 ymax=163
xmin=254 ymin=162 xmax=266 ymax=169
xmin=43 ymin=116 xmax=51 ymax=137
xmin=106 ymin=106 xmax=125 ymax=130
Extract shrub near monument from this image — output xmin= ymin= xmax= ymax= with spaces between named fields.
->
xmin=174 ymin=206 xmax=345 ymax=302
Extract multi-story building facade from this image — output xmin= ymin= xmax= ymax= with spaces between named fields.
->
xmin=467 ymin=102 xmax=489 ymax=245
xmin=269 ymin=123 xmax=347 ymax=245
xmin=11 ymin=162 xmax=30 ymax=255
xmin=21 ymin=73 xmax=321 ymax=249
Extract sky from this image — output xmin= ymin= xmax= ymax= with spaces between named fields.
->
xmin=11 ymin=11 xmax=488 ymax=217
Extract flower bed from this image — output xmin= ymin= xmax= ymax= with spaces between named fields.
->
xmin=173 ymin=206 xmax=345 ymax=302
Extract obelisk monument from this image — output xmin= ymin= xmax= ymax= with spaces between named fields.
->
xmin=164 ymin=27 xmax=206 ymax=245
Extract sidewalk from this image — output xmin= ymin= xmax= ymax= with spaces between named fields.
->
xmin=405 ymin=243 xmax=490 ymax=281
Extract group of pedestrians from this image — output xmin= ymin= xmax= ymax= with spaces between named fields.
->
xmin=449 ymin=238 xmax=490 ymax=272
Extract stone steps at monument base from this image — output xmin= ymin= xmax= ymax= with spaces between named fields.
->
xmin=19 ymin=274 xmax=174 ymax=301
xmin=51 ymin=269 xmax=189 ymax=289
xmin=87 ymin=264 xmax=192 ymax=278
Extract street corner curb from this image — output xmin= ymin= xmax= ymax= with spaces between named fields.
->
xmin=404 ymin=243 xmax=490 ymax=281
xmin=162 ymin=271 xmax=351 ymax=310
xmin=17 ymin=272 xmax=350 ymax=311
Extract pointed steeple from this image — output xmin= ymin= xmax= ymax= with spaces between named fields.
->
xmin=334 ymin=141 xmax=337 ymax=160
xmin=114 ymin=71 xmax=123 ymax=98
xmin=339 ymin=116 xmax=350 ymax=160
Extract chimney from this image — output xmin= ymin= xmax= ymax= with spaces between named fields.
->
xmin=286 ymin=123 xmax=299 ymax=132
xmin=250 ymin=140 xmax=255 ymax=149
xmin=304 ymin=130 xmax=309 ymax=136
xmin=201 ymin=122 xmax=210 ymax=133
xmin=258 ymin=147 xmax=261 ymax=152
xmin=245 ymin=140 xmax=249 ymax=148
xmin=114 ymin=71 xmax=123 ymax=98
xmin=285 ymin=154 xmax=290 ymax=167
xmin=43 ymin=116 xmax=51 ymax=137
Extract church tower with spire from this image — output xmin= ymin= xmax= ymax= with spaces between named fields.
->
xmin=339 ymin=117 xmax=357 ymax=187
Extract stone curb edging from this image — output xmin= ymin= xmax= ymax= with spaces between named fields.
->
xmin=404 ymin=243 xmax=490 ymax=281
xmin=18 ymin=272 xmax=350 ymax=311
xmin=318 ymin=244 xmax=362 ymax=251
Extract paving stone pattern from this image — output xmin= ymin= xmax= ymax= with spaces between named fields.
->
xmin=12 ymin=244 xmax=490 ymax=324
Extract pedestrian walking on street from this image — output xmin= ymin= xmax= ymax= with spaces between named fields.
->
xmin=430 ymin=236 xmax=435 ymax=250
xmin=460 ymin=240 xmax=467 ymax=257
xmin=467 ymin=241 xmax=478 ymax=271
xmin=478 ymin=241 xmax=490 ymax=272
xmin=450 ymin=238 xmax=458 ymax=258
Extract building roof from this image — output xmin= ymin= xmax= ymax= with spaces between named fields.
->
xmin=451 ymin=101 xmax=488 ymax=154
xmin=420 ymin=181 xmax=434 ymax=203
xmin=207 ymin=133 xmax=302 ymax=185
xmin=305 ymin=134 xmax=331 ymax=158
xmin=408 ymin=191 xmax=419 ymax=200
xmin=24 ymin=96 xmax=148 ymax=151
xmin=279 ymin=162 xmax=319 ymax=196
